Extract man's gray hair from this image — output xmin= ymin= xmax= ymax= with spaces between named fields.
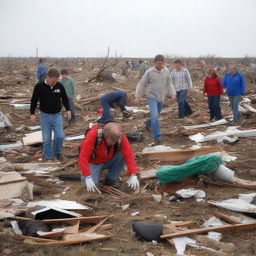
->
xmin=103 ymin=122 xmax=122 ymax=143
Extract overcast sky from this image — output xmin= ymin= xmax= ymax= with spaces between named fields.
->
xmin=0 ymin=0 xmax=256 ymax=58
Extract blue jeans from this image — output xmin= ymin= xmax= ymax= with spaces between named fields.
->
xmin=208 ymin=96 xmax=222 ymax=120
xmin=98 ymin=97 xmax=113 ymax=124
xmin=146 ymin=97 xmax=163 ymax=138
xmin=176 ymin=90 xmax=192 ymax=118
xmin=68 ymin=98 xmax=76 ymax=122
xmin=81 ymin=151 xmax=125 ymax=185
xmin=40 ymin=112 xmax=64 ymax=159
xmin=228 ymin=95 xmax=241 ymax=121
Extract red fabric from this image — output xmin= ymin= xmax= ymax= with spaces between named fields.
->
xmin=78 ymin=125 xmax=137 ymax=176
xmin=97 ymin=108 xmax=104 ymax=115
xmin=203 ymin=77 xmax=224 ymax=96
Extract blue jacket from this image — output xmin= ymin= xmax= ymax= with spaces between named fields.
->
xmin=37 ymin=64 xmax=47 ymax=80
xmin=222 ymin=71 xmax=246 ymax=96
xmin=101 ymin=90 xmax=127 ymax=111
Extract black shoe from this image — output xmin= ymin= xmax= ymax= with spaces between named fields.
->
xmin=104 ymin=178 xmax=116 ymax=186
xmin=153 ymin=138 xmax=162 ymax=146
xmin=56 ymin=153 xmax=64 ymax=162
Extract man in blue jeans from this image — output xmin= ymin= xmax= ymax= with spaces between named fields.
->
xmin=97 ymin=90 xmax=132 ymax=124
xmin=30 ymin=68 xmax=71 ymax=162
xmin=170 ymin=59 xmax=193 ymax=118
xmin=78 ymin=122 xmax=139 ymax=192
xmin=222 ymin=65 xmax=246 ymax=122
xmin=135 ymin=55 xmax=176 ymax=145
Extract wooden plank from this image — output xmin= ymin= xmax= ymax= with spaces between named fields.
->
xmin=163 ymin=223 xmax=179 ymax=233
xmin=12 ymin=215 xmax=109 ymax=225
xmin=160 ymin=222 xmax=256 ymax=239
xmin=64 ymin=221 xmax=80 ymax=234
xmin=0 ymin=177 xmax=27 ymax=185
xmin=212 ymin=211 xmax=241 ymax=224
xmin=173 ymin=221 xmax=194 ymax=227
xmin=32 ymin=233 xmax=112 ymax=245
xmin=17 ymin=235 xmax=56 ymax=242
xmin=25 ymin=176 xmax=64 ymax=189
xmin=98 ymin=224 xmax=112 ymax=231
xmin=20 ymin=173 xmax=51 ymax=178
xmin=100 ymin=185 xmax=131 ymax=198
xmin=37 ymin=229 xmax=64 ymax=239
xmin=43 ymin=215 xmax=109 ymax=224
xmin=163 ymin=222 xmax=194 ymax=232
xmin=80 ymin=216 xmax=109 ymax=233
xmin=140 ymin=146 xmax=222 ymax=164
xmin=100 ymin=187 xmax=119 ymax=197
xmin=54 ymin=159 xmax=77 ymax=172
xmin=22 ymin=131 xmax=42 ymax=146
xmin=12 ymin=162 xmax=61 ymax=169
xmin=11 ymin=216 xmax=31 ymax=221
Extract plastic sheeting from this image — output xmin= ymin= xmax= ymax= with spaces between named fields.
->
xmin=189 ymin=127 xmax=256 ymax=143
xmin=176 ymin=188 xmax=206 ymax=201
xmin=209 ymin=193 xmax=256 ymax=214
xmin=183 ymin=119 xmax=228 ymax=130
xmin=172 ymin=236 xmax=218 ymax=255
xmin=213 ymin=165 xmax=235 ymax=183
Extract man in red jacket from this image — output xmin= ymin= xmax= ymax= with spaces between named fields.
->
xmin=78 ymin=122 xmax=139 ymax=192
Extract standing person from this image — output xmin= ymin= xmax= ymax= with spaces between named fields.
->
xmin=121 ymin=61 xmax=129 ymax=76
xmin=78 ymin=122 xmax=139 ymax=192
xmin=98 ymin=90 xmax=132 ymax=124
xmin=170 ymin=59 xmax=193 ymax=118
xmin=138 ymin=60 xmax=149 ymax=78
xmin=222 ymin=65 xmax=246 ymax=122
xmin=60 ymin=69 xmax=77 ymax=123
xmin=37 ymin=58 xmax=47 ymax=83
xmin=131 ymin=60 xmax=137 ymax=71
xmin=30 ymin=68 xmax=71 ymax=162
xmin=203 ymin=68 xmax=224 ymax=121
xmin=135 ymin=54 xmax=176 ymax=145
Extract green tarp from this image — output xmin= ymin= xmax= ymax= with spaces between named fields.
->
xmin=156 ymin=153 xmax=222 ymax=184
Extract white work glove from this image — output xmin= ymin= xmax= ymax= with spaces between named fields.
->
xmin=85 ymin=176 xmax=97 ymax=192
xmin=127 ymin=174 xmax=140 ymax=190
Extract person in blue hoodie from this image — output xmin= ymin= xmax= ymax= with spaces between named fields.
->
xmin=222 ymin=65 xmax=246 ymax=122
xmin=37 ymin=58 xmax=47 ymax=83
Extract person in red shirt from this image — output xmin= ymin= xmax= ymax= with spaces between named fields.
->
xmin=78 ymin=122 xmax=139 ymax=192
xmin=203 ymin=68 xmax=224 ymax=121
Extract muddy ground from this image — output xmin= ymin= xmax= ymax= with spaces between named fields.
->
xmin=1 ymin=58 xmax=256 ymax=256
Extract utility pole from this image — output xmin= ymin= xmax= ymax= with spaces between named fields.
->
xmin=36 ymin=47 xmax=38 ymax=58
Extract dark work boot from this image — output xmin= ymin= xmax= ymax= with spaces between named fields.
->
xmin=104 ymin=178 xmax=116 ymax=186
xmin=153 ymin=137 xmax=162 ymax=146
xmin=56 ymin=153 xmax=64 ymax=162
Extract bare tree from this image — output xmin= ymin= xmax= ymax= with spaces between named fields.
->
xmin=88 ymin=47 xmax=120 ymax=82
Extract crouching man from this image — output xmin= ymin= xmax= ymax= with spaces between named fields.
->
xmin=98 ymin=90 xmax=132 ymax=124
xmin=78 ymin=122 xmax=140 ymax=192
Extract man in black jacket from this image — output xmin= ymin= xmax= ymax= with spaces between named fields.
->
xmin=30 ymin=68 xmax=71 ymax=162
